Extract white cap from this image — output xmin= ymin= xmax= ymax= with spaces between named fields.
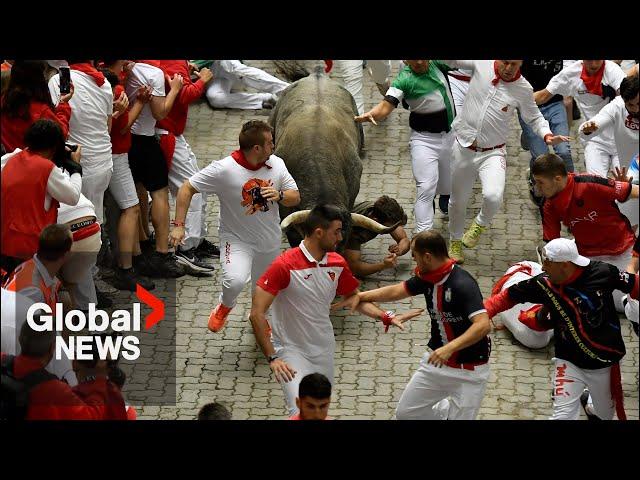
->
xmin=541 ymin=238 xmax=590 ymax=267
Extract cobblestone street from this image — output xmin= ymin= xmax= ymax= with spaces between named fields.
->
xmin=133 ymin=60 xmax=638 ymax=420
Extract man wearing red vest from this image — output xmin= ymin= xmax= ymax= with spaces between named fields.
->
xmin=1 ymin=120 xmax=82 ymax=275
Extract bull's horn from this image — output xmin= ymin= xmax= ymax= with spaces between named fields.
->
xmin=350 ymin=213 xmax=401 ymax=234
xmin=280 ymin=210 xmax=311 ymax=230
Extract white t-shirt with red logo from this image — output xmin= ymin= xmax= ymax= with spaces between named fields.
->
xmin=257 ymin=241 xmax=360 ymax=357
xmin=579 ymin=96 xmax=639 ymax=168
xmin=189 ymin=153 xmax=298 ymax=252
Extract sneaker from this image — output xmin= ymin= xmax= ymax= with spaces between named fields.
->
xmin=572 ymin=98 xmax=581 ymax=121
xmin=438 ymin=195 xmax=449 ymax=216
xmin=262 ymin=95 xmax=277 ymax=109
xmin=132 ymin=253 xmax=156 ymax=278
xmin=580 ymin=390 xmax=600 ymax=421
xmin=176 ymin=248 xmax=215 ymax=275
xmin=96 ymin=288 xmax=113 ymax=309
xmin=448 ymin=239 xmax=464 ymax=264
xmin=462 ymin=220 xmax=486 ymax=248
xmin=208 ymin=303 xmax=233 ymax=332
xmin=112 ymin=267 xmax=155 ymax=292
xmin=143 ymin=251 xmax=186 ymax=279
xmin=194 ymin=239 xmax=220 ymax=258
xmin=520 ymin=131 xmax=529 ymax=151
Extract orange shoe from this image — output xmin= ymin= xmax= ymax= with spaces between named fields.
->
xmin=208 ymin=304 xmax=232 ymax=332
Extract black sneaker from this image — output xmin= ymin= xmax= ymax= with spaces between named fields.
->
xmin=572 ymin=98 xmax=581 ymax=121
xmin=112 ymin=267 xmax=155 ymax=292
xmin=132 ymin=253 xmax=156 ymax=278
xmin=143 ymin=251 xmax=186 ymax=279
xmin=438 ymin=195 xmax=449 ymax=216
xmin=176 ymin=248 xmax=215 ymax=274
xmin=194 ymin=239 xmax=220 ymax=258
xmin=580 ymin=390 xmax=600 ymax=421
xmin=96 ymin=288 xmax=113 ymax=309
xmin=520 ymin=131 xmax=529 ymax=151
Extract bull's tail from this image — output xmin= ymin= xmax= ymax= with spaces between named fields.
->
xmin=272 ymin=60 xmax=310 ymax=82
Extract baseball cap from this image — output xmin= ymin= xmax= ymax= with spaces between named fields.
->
xmin=539 ymin=238 xmax=590 ymax=267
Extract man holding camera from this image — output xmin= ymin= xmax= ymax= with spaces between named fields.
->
xmin=1 ymin=120 xmax=82 ymax=276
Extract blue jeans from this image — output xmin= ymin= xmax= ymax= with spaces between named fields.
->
xmin=519 ymin=100 xmax=574 ymax=174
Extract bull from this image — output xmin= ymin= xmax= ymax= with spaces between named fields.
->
xmin=269 ymin=64 xmax=400 ymax=248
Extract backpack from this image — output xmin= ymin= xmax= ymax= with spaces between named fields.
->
xmin=1 ymin=355 xmax=58 ymax=420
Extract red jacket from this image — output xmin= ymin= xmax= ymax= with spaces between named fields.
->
xmin=1 ymin=100 xmax=71 ymax=152
xmin=156 ymin=60 xmax=206 ymax=136
xmin=109 ymin=85 xmax=132 ymax=154
xmin=73 ymin=380 xmax=128 ymax=420
xmin=1 ymin=353 xmax=118 ymax=420
xmin=1 ymin=150 xmax=58 ymax=259
xmin=542 ymin=173 xmax=635 ymax=257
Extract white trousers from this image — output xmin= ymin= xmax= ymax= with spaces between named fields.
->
xmin=206 ymin=60 xmax=289 ymax=110
xmin=395 ymin=352 xmax=490 ymax=420
xmin=587 ymin=245 xmax=633 ymax=312
xmin=219 ymin=236 xmax=280 ymax=308
xmin=498 ymin=302 xmax=554 ymax=349
xmin=409 ymin=130 xmax=454 ymax=233
xmin=584 ymin=141 xmax=619 ymax=178
xmin=81 ymin=167 xmax=113 ymax=224
xmin=59 ymin=229 xmax=101 ymax=310
xmin=448 ymin=141 xmax=507 ymax=240
xmin=273 ymin=343 xmax=335 ymax=416
xmin=550 ymin=358 xmax=614 ymax=420
xmin=334 ymin=60 xmax=393 ymax=115
xmin=168 ymin=135 xmax=208 ymax=250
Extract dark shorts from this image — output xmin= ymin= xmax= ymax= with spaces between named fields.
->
xmin=128 ymin=134 xmax=169 ymax=192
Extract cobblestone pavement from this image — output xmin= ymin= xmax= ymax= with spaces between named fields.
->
xmin=133 ymin=61 xmax=638 ymax=420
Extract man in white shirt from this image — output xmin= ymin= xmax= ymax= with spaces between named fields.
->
xmin=440 ymin=60 xmax=569 ymax=263
xmin=249 ymin=204 xmax=422 ymax=415
xmin=125 ymin=61 xmax=184 ymax=278
xmin=169 ymin=120 xmax=300 ymax=332
xmin=579 ymin=74 xmax=639 ymax=229
xmin=535 ymin=60 xmax=626 ymax=177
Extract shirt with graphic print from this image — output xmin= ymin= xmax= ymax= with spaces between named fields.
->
xmin=404 ymin=264 xmax=490 ymax=364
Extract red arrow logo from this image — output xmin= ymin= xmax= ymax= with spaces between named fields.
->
xmin=136 ymin=284 xmax=165 ymax=329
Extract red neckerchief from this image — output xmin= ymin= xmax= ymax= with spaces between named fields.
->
xmin=491 ymin=263 xmax=533 ymax=295
xmin=324 ymin=60 xmax=333 ymax=73
xmin=550 ymin=173 xmax=575 ymax=216
xmin=415 ymin=258 xmax=456 ymax=284
xmin=69 ymin=63 xmax=105 ymax=87
xmin=231 ymin=149 xmax=271 ymax=171
xmin=491 ymin=61 xmax=522 ymax=86
xmin=580 ymin=61 xmax=605 ymax=96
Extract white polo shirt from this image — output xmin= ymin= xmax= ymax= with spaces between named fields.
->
xmin=189 ymin=151 xmax=298 ymax=252
xmin=579 ymin=96 xmax=639 ymax=168
xmin=444 ymin=60 xmax=551 ymax=148
xmin=546 ymin=60 xmax=625 ymax=150
xmin=257 ymin=240 xmax=360 ymax=357
xmin=49 ymin=71 xmax=113 ymax=174
xmin=125 ymin=62 xmax=166 ymax=136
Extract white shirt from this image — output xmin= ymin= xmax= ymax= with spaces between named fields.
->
xmin=546 ymin=60 xmax=625 ymax=150
xmin=579 ymin=96 xmax=639 ymax=168
xmin=256 ymin=241 xmax=360 ymax=357
xmin=445 ymin=60 xmax=551 ymax=148
xmin=126 ymin=63 xmax=166 ymax=136
xmin=501 ymin=261 xmax=543 ymax=290
xmin=1 ymin=149 xmax=82 ymax=211
xmin=189 ymin=153 xmax=298 ymax=252
xmin=57 ymin=192 xmax=96 ymax=224
xmin=49 ymin=70 xmax=114 ymax=174
xmin=0 ymin=288 xmax=77 ymax=385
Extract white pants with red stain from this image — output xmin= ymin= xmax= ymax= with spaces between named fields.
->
xmin=587 ymin=245 xmax=633 ymax=313
xmin=583 ymin=140 xmax=619 ymax=178
xmin=448 ymin=141 xmax=507 ymax=240
xmin=395 ymin=352 xmax=490 ymax=420
xmin=498 ymin=302 xmax=554 ymax=349
xmin=550 ymin=358 xmax=615 ymax=420
xmin=218 ymin=235 xmax=280 ymax=309
xmin=272 ymin=342 xmax=335 ymax=416
xmin=410 ymin=130 xmax=454 ymax=233
xmin=168 ymin=135 xmax=208 ymax=250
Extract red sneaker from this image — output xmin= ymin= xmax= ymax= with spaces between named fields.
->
xmin=208 ymin=304 xmax=232 ymax=332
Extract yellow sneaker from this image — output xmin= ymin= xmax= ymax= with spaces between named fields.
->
xmin=462 ymin=220 xmax=486 ymax=248
xmin=449 ymin=240 xmax=464 ymax=264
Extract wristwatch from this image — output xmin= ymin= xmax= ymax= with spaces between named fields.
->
xmin=267 ymin=354 xmax=279 ymax=363
xmin=278 ymin=190 xmax=284 ymax=202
